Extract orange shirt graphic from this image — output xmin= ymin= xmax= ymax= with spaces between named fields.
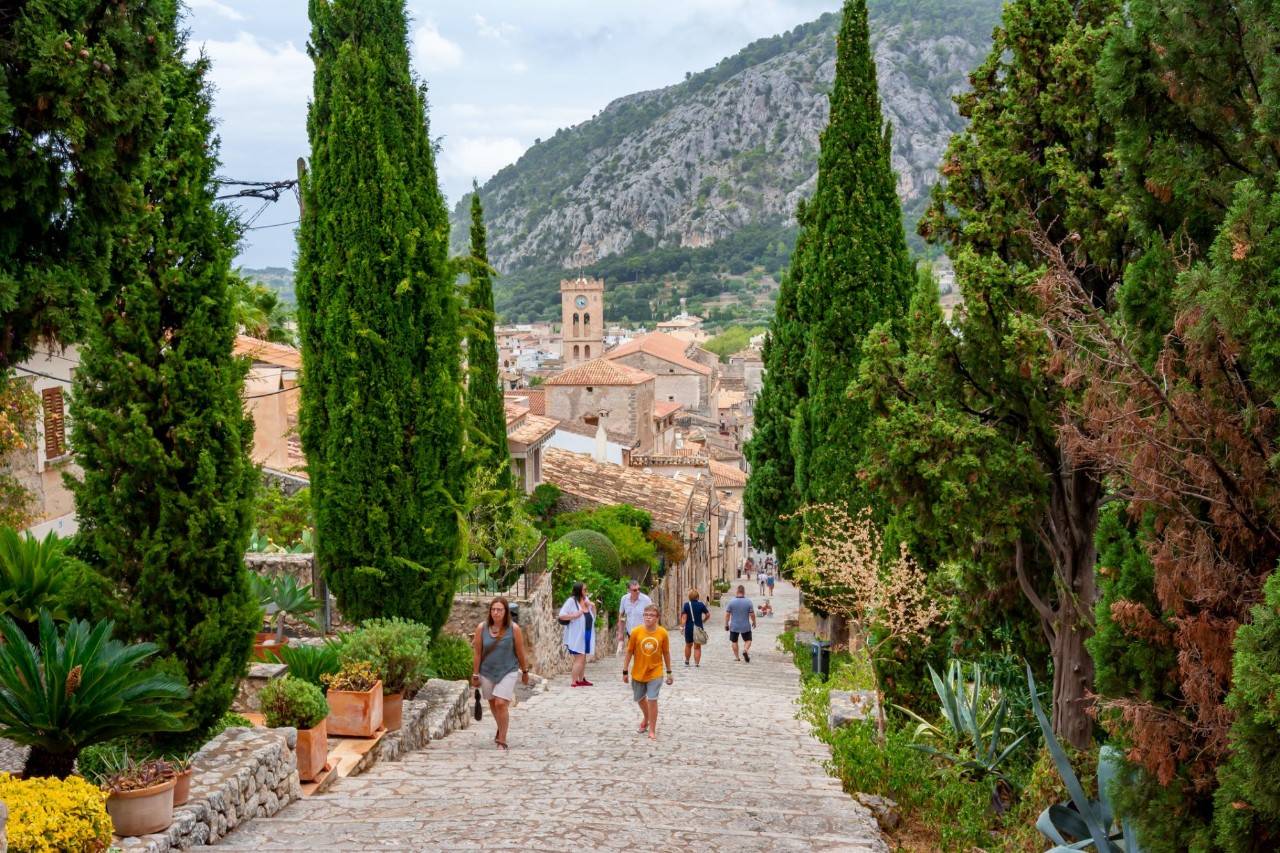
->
xmin=627 ymin=626 xmax=669 ymax=682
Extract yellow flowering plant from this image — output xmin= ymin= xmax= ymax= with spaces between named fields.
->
xmin=0 ymin=773 xmax=112 ymax=852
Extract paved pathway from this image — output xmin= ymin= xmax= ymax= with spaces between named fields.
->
xmin=218 ymin=582 xmax=886 ymax=851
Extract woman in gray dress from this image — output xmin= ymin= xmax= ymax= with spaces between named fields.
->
xmin=470 ymin=597 xmax=530 ymax=750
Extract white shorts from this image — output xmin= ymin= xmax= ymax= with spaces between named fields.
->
xmin=479 ymin=671 xmax=518 ymax=702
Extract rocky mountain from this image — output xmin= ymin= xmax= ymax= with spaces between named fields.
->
xmin=451 ymin=0 xmax=1002 ymax=309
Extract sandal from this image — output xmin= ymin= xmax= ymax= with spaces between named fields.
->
xmin=495 ymin=740 xmax=508 ymax=751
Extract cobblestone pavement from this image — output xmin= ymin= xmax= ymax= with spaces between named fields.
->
xmin=218 ymin=582 xmax=886 ymax=851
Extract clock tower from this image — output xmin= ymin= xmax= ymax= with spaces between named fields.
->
xmin=560 ymin=276 xmax=605 ymax=366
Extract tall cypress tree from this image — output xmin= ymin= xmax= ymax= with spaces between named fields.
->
xmin=743 ymin=201 xmax=811 ymax=566
xmin=797 ymin=0 xmax=913 ymax=510
xmin=464 ymin=190 xmax=512 ymax=493
xmin=299 ymin=0 xmax=464 ymax=634
xmin=1 ymin=1 xmax=166 ymax=369
xmin=69 ymin=6 xmax=258 ymax=739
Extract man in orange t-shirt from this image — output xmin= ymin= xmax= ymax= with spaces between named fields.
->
xmin=622 ymin=604 xmax=673 ymax=740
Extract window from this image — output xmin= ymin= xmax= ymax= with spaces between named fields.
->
xmin=583 ymin=313 xmax=591 ymax=335
xmin=572 ymin=313 xmax=580 ymax=336
xmin=586 ymin=386 xmax=594 ymax=393
xmin=41 ymin=387 xmax=68 ymax=459
xmin=533 ymin=447 xmax=542 ymax=482
xmin=584 ymin=344 xmax=591 ymax=358
xmin=573 ymin=345 xmax=580 ymax=360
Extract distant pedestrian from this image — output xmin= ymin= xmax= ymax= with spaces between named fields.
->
xmin=743 ymin=556 xmax=755 ymax=580
xmin=559 ymin=582 xmax=597 ymax=687
xmin=623 ymin=604 xmax=673 ymax=740
xmin=766 ymin=568 xmax=776 ymax=598
xmin=757 ymin=569 xmax=768 ymax=597
xmin=470 ymin=597 xmax=530 ymax=751
xmin=617 ymin=580 xmax=652 ymax=649
xmin=724 ymin=585 xmax=757 ymax=662
xmin=680 ymin=588 xmax=711 ymax=667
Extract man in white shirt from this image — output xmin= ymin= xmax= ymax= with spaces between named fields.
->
xmin=617 ymin=581 xmax=653 ymax=643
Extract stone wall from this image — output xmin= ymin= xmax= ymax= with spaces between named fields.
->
xmin=443 ymin=572 xmax=614 ymax=678
xmin=261 ymin=467 xmax=309 ymax=496
xmin=115 ymin=726 xmax=299 ymax=852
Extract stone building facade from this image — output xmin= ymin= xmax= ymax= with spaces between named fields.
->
xmin=605 ymin=332 xmax=713 ymax=415
xmin=543 ymin=358 xmax=656 ymax=453
xmin=560 ymin=276 xmax=604 ymax=367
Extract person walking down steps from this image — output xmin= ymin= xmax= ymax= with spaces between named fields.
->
xmin=622 ymin=604 xmax=673 ymax=740
xmin=470 ymin=597 xmax=530 ymax=751
xmin=724 ymin=585 xmax=757 ymax=663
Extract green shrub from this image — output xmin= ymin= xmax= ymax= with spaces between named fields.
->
xmin=255 ymin=486 xmax=313 ymax=549
xmin=430 ymin=634 xmax=475 ymax=682
xmin=0 ymin=612 xmax=190 ymax=779
xmin=0 ymin=528 xmax=78 ymax=638
xmin=524 ymin=483 xmax=561 ymax=525
xmin=275 ymin=641 xmax=342 ymax=688
xmin=260 ymin=676 xmax=329 ymax=730
xmin=556 ymin=530 xmax=620 ymax=576
xmin=549 ymin=542 xmax=626 ymax=628
xmin=550 ymin=507 xmax=657 ymax=570
xmin=339 ymin=618 xmax=433 ymax=696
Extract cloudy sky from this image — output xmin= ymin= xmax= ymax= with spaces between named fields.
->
xmin=186 ymin=0 xmax=838 ymax=268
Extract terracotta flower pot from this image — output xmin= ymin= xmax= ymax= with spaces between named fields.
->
xmin=172 ymin=767 xmax=193 ymax=807
xmin=106 ymin=775 xmax=177 ymax=837
xmin=326 ymin=680 xmax=383 ymax=737
xmin=295 ymin=718 xmax=328 ymax=782
xmin=253 ymin=632 xmax=289 ymax=662
xmin=383 ymin=693 xmax=404 ymax=732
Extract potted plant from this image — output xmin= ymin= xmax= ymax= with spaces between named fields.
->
xmin=339 ymin=618 xmax=432 ymax=732
xmin=260 ymin=676 xmax=330 ymax=782
xmin=321 ymin=662 xmax=383 ymax=737
xmin=274 ymin=639 xmax=342 ymax=688
xmin=168 ymin=753 xmax=194 ymax=807
xmin=249 ymin=574 xmax=322 ymax=661
xmin=99 ymin=756 xmax=178 ymax=837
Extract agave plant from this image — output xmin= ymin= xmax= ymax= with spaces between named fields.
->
xmin=1026 ymin=665 xmax=1143 ymax=852
xmin=0 ymin=527 xmax=74 ymax=637
xmin=895 ymin=660 xmax=1032 ymax=807
xmin=0 ymin=611 xmax=190 ymax=779
xmin=250 ymin=574 xmax=322 ymax=641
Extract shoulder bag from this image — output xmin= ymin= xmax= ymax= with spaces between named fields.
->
xmin=691 ymin=603 xmax=709 ymax=646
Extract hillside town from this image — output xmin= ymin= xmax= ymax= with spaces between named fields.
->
xmin=3 ymin=0 xmax=1278 ymax=851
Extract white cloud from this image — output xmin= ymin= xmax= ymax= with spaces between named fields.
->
xmin=473 ymin=14 xmax=516 ymax=42
xmin=186 ymin=0 xmax=245 ymax=22
xmin=508 ymin=60 xmax=529 ymax=74
xmin=192 ymin=33 xmax=311 ymax=146
xmin=440 ymin=136 xmax=528 ymax=185
xmin=413 ymin=20 xmax=464 ymax=72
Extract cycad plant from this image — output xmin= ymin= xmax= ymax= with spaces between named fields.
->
xmin=274 ymin=640 xmax=342 ymax=688
xmin=0 ymin=527 xmax=74 ymax=638
xmin=0 ymin=611 xmax=190 ymax=778
xmin=249 ymin=574 xmax=322 ymax=642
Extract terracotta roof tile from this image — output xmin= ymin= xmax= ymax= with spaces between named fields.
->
xmin=544 ymin=357 xmax=653 ymax=387
xmin=654 ymin=401 xmax=684 ymax=418
xmin=708 ymin=459 xmax=748 ymax=488
xmin=605 ymin=333 xmax=712 ymax=376
xmin=542 ymin=449 xmax=693 ymax=530
xmin=234 ymin=335 xmax=301 ymax=370
xmin=507 ymin=414 xmax=559 ymax=448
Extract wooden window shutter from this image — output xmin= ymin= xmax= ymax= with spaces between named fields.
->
xmin=42 ymin=387 xmax=67 ymax=458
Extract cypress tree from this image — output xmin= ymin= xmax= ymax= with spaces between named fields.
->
xmin=464 ymin=190 xmax=512 ymax=494
xmin=743 ymin=201 xmax=811 ymax=566
xmin=1 ymin=2 xmax=166 ymax=367
xmin=797 ymin=0 xmax=913 ymax=510
xmin=299 ymin=0 xmax=465 ymax=634
xmin=68 ymin=7 xmax=259 ymax=738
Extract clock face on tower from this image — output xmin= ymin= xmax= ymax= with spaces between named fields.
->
xmin=575 ymin=295 xmax=588 ymax=308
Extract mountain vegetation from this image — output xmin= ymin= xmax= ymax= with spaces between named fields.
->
xmin=449 ymin=0 xmax=1003 ymax=324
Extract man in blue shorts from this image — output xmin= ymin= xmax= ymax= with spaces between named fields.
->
xmin=723 ymin=585 xmax=757 ymax=662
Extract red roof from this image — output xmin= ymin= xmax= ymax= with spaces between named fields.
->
xmin=605 ymin=333 xmax=712 ymax=376
xmin=544 ymin=357 xmax=654 ymax=387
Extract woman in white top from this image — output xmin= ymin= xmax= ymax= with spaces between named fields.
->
xmin=559 ymin=581 xmax=597 ymax=687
